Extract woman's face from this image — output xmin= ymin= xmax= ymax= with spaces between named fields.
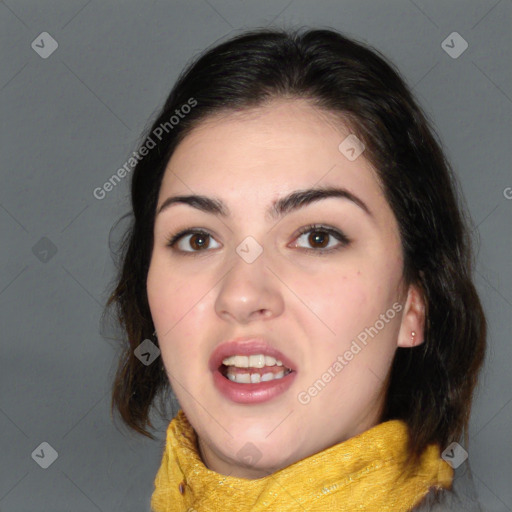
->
xmin=147 ymin=99 xmax=424 ymax=479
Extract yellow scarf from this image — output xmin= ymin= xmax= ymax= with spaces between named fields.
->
xmin=151 ymin=409 xmax=453 ymax=512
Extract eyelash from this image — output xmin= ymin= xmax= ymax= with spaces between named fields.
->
xmin=165 ymin=223 xmax=351 ymax=257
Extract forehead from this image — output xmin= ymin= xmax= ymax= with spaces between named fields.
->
xmin=160 ymin=99 xmax=382 ymax=199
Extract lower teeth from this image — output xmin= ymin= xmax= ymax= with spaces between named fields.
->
xmin=225 ymin=369 xmax=291 ymax=384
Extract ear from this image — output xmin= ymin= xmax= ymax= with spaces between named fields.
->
xmin=397 ymin=283 xmax=426 ymax=348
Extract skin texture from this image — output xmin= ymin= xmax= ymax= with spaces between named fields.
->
xmin=146 ymin=99 xmax=425 ymax=479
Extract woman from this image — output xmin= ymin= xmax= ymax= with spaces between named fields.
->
xmin=104 ymin=27 xmax=486 ymax=511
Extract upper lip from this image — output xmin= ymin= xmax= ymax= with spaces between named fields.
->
xmin=209 ymin=337 xmax=298 ymax=373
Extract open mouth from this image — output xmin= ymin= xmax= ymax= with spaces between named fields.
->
xmin=219 ymin=362 xmax=294 ymax=384
xmin=209 ymin=339 xmax=298 ymax=403
xmin=211 ymin=349 xmax=298 ymax=403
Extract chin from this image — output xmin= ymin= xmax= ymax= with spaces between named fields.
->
xmin=229 ymin=451 xmax=298 ymax=479
xmin=237 ymin=441 xmax=297 ymax=471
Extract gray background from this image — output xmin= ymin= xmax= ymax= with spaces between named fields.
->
xmin=0 ymin=0 xmax=510 ymax=511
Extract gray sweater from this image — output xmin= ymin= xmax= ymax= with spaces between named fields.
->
xmin=412 ymin=464 xmax=485 ymax=512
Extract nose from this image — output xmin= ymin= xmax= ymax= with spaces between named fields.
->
xmin=214 ymin=247 xmax=284 ymax=324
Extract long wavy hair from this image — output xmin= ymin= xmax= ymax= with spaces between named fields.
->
xmin=102 ymin=27 xmax=486 ymax=476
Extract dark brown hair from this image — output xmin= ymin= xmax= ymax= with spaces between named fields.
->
xmin=102 ymin=27 xmax=486 ymax=472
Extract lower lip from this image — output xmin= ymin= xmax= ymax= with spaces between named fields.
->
xmin=212 ymin=368 xmax=297 ymax=404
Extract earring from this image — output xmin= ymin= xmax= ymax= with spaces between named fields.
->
xmin=411 ymin=331 xmax=416 ymax=345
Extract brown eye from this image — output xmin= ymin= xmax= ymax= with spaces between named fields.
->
xmin=166 ymin=224 xmax=350 ymax=256
xmin=292 ymin=224 xmax=350 ymax=253
xmin=166 ymin=229 xmax=221 ymax=253
xmin=188 ymin=233 xmax=210 ymax=250
xmin=307 ymin=230 xmax=330 ymax=248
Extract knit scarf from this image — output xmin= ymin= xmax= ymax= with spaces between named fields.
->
xmin=151 ymin=409 xmax=453 ymax=512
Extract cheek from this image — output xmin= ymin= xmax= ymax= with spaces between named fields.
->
xmin=292 ymin=262 xmax=401 ymax=352
xmin=147 ymin=264 xmax=212 ymax=399
xmin=146 ymin=257 xmax=212 ymax=365
xmin=293 ymin=268 xmax=369 ymax=338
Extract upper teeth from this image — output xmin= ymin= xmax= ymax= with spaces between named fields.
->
xmin=222 ymin=354 xmax=284 ymax=368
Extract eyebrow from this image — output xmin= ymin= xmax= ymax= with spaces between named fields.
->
xmin=156 ymin=186 xmax=372 ymax=221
